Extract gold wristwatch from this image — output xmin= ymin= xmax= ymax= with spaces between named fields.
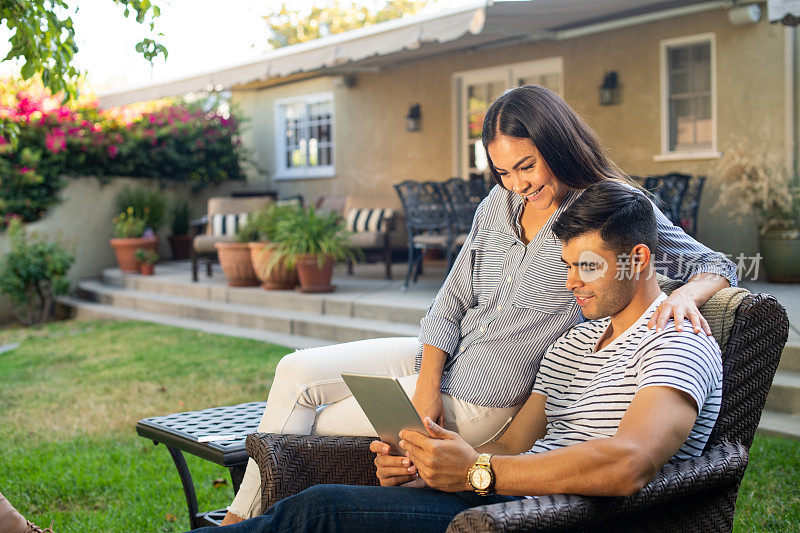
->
xmin=467 ymin=453 xmax=495 ymax=496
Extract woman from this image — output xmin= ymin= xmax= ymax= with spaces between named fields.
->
xmin=221 ymin=85 xmax=736 ymax=524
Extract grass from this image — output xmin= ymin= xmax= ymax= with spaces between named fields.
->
xmin=1 ymin=318 xmax=798 ymax=531
xmin=0 ymin=319 xmax=288 ymax=532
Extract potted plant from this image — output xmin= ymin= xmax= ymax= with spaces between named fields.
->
xmin=215 ymin=222 xmax=259 ymax=287
xmin=267 ymin=206 xmax=362 ymax=293
xmin=115 ymin=185 xmax=168 ymax=234
xmin=245 ymin=204 xmax=300 ymax=290
xmin=169 ymin=200 xmax=192 ymax=260
xmin=714 ymin=141 xmax=800 ymax=282
xmin=110 ymin=207 xmax=157 ymax=274
xmin=135 ymin=248 xmax=159 ymax=275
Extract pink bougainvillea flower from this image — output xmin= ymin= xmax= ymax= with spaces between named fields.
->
xmin=107 ymin=145 xmax=119 ymax=158
xmin=45 ymin=129 xmax=67 ymax=154
xmin=19 ymin=166 xmax=30 ymax=174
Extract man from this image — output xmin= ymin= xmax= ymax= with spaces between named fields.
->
xmin=199 ymin=180 xmax=722 ymax=532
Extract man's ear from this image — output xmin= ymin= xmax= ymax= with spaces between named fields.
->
xmin=630 ymin=244 xmax=652 ymax=274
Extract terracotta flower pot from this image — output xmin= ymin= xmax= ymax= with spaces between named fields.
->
xmin=215 ymin=241 xmax=259 ymax=287
xmin=139 ymin=263 xmax=155 ymax=276
xmin=169 ymin=234 xmax=192 ymax=260
xmin=248 ymin=242 xmax=298 ymax=290
xmin=110 ymin=236 xmax=158 ymax=274
xmin=295 ymin=254 xmax=335 ymax=293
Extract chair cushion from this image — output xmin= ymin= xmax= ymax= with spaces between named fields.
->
xmin=348 ymin=231 xmax=386 ymax=249
xmin=345 ymin=207 xmax=394 ymax=233
xmin=210 ymin=213 xmax=249 ymax=237
xmin=193 ymin=233 xmax=235 ymax=253
xmin=412 ymin=233 xmax=450 ymax=246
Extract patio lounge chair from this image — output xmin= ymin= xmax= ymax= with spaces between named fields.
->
xmin=316 ymin=194 xmax=404 ymax=280
xmin=191 ymin=196 xmax=273 ymax=282
xmin=243 ymin=280 xmax=788 ymax=532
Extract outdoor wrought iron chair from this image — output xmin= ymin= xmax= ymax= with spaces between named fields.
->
xmin=440 ymin=177 xmax=484 ymax=245
xmin=394 ymin=180 xmax=456 ymax=291
xmin=642 ymin=173 xmax=691 ymax=229
xmin=678 ymin=176 xmax=706 ymax=237
xmin=244 ymin=282 xmax=788 ymax=532
xmin=633 ymin=173 xmax=705 ymax=237
xmin=469 ymin=174 xmax=494 ymax=200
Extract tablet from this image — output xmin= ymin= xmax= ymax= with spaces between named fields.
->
xmin=341 ymin=372 xmax=429 ymax=455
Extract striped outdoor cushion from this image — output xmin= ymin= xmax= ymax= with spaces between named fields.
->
xmin=211 ymin=212 xmax=249 ymax=236
xmin=344 ymin=207 xmax=394 ymax=233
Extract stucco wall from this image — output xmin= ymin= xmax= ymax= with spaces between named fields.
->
xmin=234 ymin=7 xmax=787 ymax=259
xmin=0 ymin=177 xmax=257 ymax=324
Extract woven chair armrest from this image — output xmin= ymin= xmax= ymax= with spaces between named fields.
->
xmin=447 ymin=441 xmax=748 ymax=532
xmin=246 ymin=433 xmax=379 ymax=512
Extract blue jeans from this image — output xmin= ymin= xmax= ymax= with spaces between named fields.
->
xmin=193 ymin=484 xmax=521 ymax=533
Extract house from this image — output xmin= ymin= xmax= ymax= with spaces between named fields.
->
xmin=99 ymin=0 xmax=800 ymax=258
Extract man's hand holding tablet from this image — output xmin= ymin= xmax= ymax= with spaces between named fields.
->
xmin=341 ymin=372 xmax=430 ymax=455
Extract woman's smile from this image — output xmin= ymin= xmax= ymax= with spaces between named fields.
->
xmin=487 ymin=134 xmax=567 ymax=210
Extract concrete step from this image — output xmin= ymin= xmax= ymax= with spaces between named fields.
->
xmin=74 ymin=280 xmax=421 ymax=344
xmin=764 ymin=371 xmax=800 ymax=415
xmin=57 ymin=296 xmax=329 ymax=350
xmin=101 ymin=268 xmax=428 ymax=326
xmin=757 ymin=411 xmax=800 ymax=440
xmin=778 ymin=343 xmax=800 ymax=374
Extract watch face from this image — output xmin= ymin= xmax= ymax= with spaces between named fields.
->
xmin=470 ymin=467 xmax=492 ymax=490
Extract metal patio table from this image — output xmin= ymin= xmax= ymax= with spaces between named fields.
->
xmin=136 ymin=402 xmax=267 ymax=529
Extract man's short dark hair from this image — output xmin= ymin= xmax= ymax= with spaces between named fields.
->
xmin=552 ymin=180 xmax=658 ymax=256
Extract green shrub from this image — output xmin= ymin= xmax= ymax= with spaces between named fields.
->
xmin=0 ymin=82 xmax=254 ymax=228
xmin=170 ymin=199 xmax=191 ymax=235
xmin=115 ymin=186 xmax=167 ymax=231
xmin=0 ymin=218 xmax=75 ymax=325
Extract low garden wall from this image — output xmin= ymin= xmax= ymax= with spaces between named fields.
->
xmin=0 ymin=176 xmax=263 ymax=324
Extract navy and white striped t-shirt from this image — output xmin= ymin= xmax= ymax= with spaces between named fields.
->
xmin=528 ymin=293 xmax=722 ymax=459
xmin=417 ymin=185 xmax=736 ymax=408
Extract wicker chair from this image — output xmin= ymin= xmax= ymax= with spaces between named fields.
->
xmin=244 ymin=285 xmax=788 ymax=532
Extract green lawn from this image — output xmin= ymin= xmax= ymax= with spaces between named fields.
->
xmin=1 ymin=319 xmax=798 ymax=531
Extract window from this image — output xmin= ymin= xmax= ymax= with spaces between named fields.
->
xmin=657 ymin=34 xmax=718 ymax=161
xmin=453 ymin=57 xmax=563 ymax=181
xmin=275 ymin=92 xmax=334 ymax=179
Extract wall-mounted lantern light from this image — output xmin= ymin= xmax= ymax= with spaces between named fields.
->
xmin=406 ymin=104 xmax=421 ymax=132
xmin=599 ymin=71 xmax=619 ymax=106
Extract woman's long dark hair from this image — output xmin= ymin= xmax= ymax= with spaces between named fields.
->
xmin=481 ymin=85 xmax=627 ymax=189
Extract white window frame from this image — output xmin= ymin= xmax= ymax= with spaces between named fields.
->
xmin=451 ymin=57 xmax=564 ymax=179
xmin=274 ymin=91 xmax=335 ymax=180
xmin=655 ymin=33 xmax=720 ymax=162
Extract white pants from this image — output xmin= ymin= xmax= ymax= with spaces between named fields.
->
xmin=228 ymin=337 xmax=522 ymax=520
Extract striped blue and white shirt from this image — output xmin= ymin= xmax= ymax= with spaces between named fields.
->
xmin=417 ymin=185 xmax=736 ymax=408
xmin=528 ymin=293 xmax=722 ymax=459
